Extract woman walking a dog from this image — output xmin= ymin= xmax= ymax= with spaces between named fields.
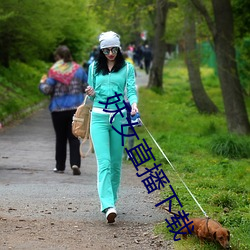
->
xmin=85 ymin=31 xmax=138 ymax=223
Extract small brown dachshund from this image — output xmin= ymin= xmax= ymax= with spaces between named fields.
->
xmin=181 ymin=217 xmax=231 ymax=249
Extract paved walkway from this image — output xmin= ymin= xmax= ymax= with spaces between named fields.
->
xmin=135 ymin=68 xmax=149 ymax=87
xmin=0 ymin=71 xmax=174 ymax=249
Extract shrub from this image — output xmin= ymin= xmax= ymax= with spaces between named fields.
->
xmin=210 ymin=192 xmax=237 ymax=209
xmin=210 ymin=135 xmax=250 ymax=159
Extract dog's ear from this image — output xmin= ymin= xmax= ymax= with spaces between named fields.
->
xmin=213 ymin=231 xmax=217 ymax=240
xmin=227 ymin=230 xmax=230 ymax=241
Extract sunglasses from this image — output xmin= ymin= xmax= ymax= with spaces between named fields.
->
xmin=102 ymin=47 xmax=119 ymax=55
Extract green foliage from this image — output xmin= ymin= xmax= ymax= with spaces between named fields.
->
xmin=0 ymin=0 xmax=100 ymax=66
xmin=165 ymin=2 xmax=184 ymax=44
xmin=92 ymin=0 xmax=155 ymax=45
xmin=165 ymin=0 xmax=213 ymax=45
xmin=210 ymin=191 xmax=238 ymax=210
xmin=210 ymin=134 xmax=250 ymax=159
xmin=137 ymin=58 xmax=250 ymax=249
xmin=232 ymin=0 xmax=250 ymax=39
xmin=236 ymin=37 xmax=250 ymax=95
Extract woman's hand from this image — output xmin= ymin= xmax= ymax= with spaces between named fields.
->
xmin=131 ymin=103 xmax=138 ymax=116
xmin=85 ymin=86 xmax=96 ymax=97
xmin=40 ymin=74 xmax=47 ymax=83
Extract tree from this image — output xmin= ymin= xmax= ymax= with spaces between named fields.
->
xmin=91 ymin=0 xmax=155 ymax=48
xmin=191 ymin=0 xmax=250 ymax=134
xmin=232 ymin=0 xmax=250 ymax=40
xmin=232 ymin=0 xmax=250 ymax=96
xmin=184 ymin=1 xmax=218 ymax=114
xmin=0 ymin=0 xmax=59 ymax=66
xmin=148 ymin=0 xmax=177 ymax=89
xmin=0 ymin=0 xmax=98 ymax=66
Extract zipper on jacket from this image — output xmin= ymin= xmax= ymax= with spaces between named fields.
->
xmin=108 ymin=72 xmax=111 ymax=99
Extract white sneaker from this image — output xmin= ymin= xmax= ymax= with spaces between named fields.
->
xmin=105 ymin=207 xmax=117 ymax=223
xmin=53 ymin=168 xmax=64 ymax=173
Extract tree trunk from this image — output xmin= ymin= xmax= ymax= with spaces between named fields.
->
xmin=147 ymin=0 xmax=169 ymax=89
xmin=191 ymin=0 xmax=250 ymax=134
xmin=212 ymin=0 xmax=250 ymax=134
xmin=184 ymin=5 xmax=218 ymax=114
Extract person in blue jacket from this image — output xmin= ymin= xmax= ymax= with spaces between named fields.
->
xmin=86 ymin=31 xmax=138 ymax=223
xmin=39 ymin=45 xmax=88 ymax=175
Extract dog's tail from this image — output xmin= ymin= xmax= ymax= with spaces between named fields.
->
xmin=162 ymin=207 xmax=180 ymax=217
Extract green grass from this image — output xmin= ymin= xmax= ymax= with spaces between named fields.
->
xmin=136 ymin=58 xmax=250 ymax=249
xmin=0 ymin=60 xmax=50 ymax=123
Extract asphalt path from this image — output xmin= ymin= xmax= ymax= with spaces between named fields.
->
xmin=0 ymin=69 xmax=174 ymax=249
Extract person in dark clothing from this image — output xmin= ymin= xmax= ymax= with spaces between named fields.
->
xmin=39 ymin=45 xmax=88 ymax=175
xmin=134 ymin=45 xmax=144 ymax=69
xmin=87 ymin=46 xmax=99 ymax=67
xmin=143 ymin=44 xmax=152 ymax=74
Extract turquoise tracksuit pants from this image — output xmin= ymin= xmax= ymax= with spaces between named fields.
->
xmin=90 ymin=110 xmax=128 ymax=212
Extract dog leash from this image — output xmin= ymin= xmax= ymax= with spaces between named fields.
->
xmin=139 ymin=118 xmax=209 ymax=218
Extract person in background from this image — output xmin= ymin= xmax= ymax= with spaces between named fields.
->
xmin=39 ymin=45 xmax=88 ymax=175
xmin=143 ymin=44 xmax=153 ymax=74
xmin=123 ymin=51 xmax=136 ymax=76
xmin=134 ymin=44 xmax=144 ymax=69
xmin=85 ymin=31 xmax=138 ymax=223
xmin=88 ymin=46 xmax=99 ymax=64
xmin=85 ymin=46 xmax=99 ymax=72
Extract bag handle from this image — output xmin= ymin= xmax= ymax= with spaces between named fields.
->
xmin=79 ymin=136 xmax=94 ymax=158
xmin=79 ymin=95 xmax=94 ymax=158
xmin=83 ymin=94 xmax=88 ymax=105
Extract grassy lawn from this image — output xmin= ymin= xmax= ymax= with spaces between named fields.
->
xmin=135 ymin=58 xmax=250 ymax=250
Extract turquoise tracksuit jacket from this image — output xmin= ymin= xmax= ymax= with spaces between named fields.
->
xmin=87 ymin=62 xmax=138 ymax=109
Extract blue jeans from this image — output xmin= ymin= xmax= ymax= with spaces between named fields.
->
xmin=90 ymin=111 xmax=128 ymax=212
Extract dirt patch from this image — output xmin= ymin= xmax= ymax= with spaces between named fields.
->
xmin=0 ymin=215 xmax=173 ymax=250
xmin=0 ymin=107 xmax=174 ymax=250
